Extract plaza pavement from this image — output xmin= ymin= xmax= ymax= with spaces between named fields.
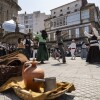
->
xmin=0 ymin=57 xmax=100 ymax=100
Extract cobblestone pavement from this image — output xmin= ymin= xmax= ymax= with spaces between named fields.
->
xmin=0 ymin=57 xmax=100 ymax=100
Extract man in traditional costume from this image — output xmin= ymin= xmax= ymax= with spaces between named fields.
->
xmin=23 ymin=35 xmax=33 ymax=59
xmin=68 ymin=39 xmax=76 ymax=60
xmin=56 ymin=30 xmax=66 ymax=63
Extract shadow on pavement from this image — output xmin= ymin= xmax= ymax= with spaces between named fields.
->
xmin=53 ymin=94 xmax=75 ymax=100
xmin=51 ymin=63 xmax=62 ymax=66
xmin=95 ymin=64 xmax=100 ymax=68
xmin=37 ymin=62 xmax=50 ymax=65
xmin=2 ymin=89 xmax=21 ymax=100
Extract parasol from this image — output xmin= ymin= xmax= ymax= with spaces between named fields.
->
xmin=2 ymin=19 xmax=25 ymax=33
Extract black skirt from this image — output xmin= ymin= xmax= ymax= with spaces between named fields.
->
xmin=86 ymin=46 xmax=100 ymax=63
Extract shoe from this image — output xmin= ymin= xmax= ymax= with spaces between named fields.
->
xmin=57 ymin=58 xmax=60 ymax=62
xmin=71 ymin=58 xmax=73 ymax=60
xmin=73 ymin=58 xmax=75 ymax=60
xmin=63 ymin=61 xmax=66 ymax=64
xmin=40 ymin=61 xmax=45 ymax=64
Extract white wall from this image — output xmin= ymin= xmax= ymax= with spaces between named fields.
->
xmin=18 ymin=11 xmax=49 ymax=34
xmin=51 ymin=0 xmax=82 ymax=17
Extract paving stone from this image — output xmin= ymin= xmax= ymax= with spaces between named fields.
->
xmin=0 ymin=57 xmax=100 ymax=100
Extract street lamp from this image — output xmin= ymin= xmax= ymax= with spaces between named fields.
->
xmin=12 ymin=16 xmax=19 ymax=33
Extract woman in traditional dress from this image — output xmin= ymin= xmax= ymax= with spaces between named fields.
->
xmin=35 ymin=30 xmax=49 ymax=64
xmin=84 ymin=25 xmax=100 ymax=63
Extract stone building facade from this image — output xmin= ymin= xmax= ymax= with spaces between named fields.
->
xmin=44 ymin=0 xmax=100 ymax=46
xmin=18 ymin=11 xmax=49 ymax=34
xmin=0 ymin=0 xmax=21 ymax=42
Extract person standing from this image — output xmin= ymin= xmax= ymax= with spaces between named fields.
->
xmin=17 ymin=38 xmax=25 ymax=54
xmin=23 ymin=35 xmax=33 ymax=59
xmin=68 ymin=39 xmax=76 ymax=60
xmin=35 ymin=30 xmax=49 ymax=64
xmin=81 ymin=42 xmax=87 ymax=59
xmin=84 ymin=24 xmax=100 ymax=63
xmin=33 ymin=38 xmax=38 ymax=59
xmin=56 ymin=30 xmax=66 ymax=63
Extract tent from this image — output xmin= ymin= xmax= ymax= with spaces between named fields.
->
xmin=2 ymin=20 xmax=25 ymax=33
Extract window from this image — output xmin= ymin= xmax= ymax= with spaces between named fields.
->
xmin=54 ymin=12 xmax=56 ymax=14
xmin=28 ymin=15 xmax=32 ymax=19
xmin=29 ymin=25 xmax=33 ymax=28
xmin=60 ymin=9 xmax=62 ymax=12
xmin=59 ymin=14 xmax=63 ymax=16
xmin=75 ymin=28 xmax=79 ymax=38
xmin=67 ymin=11 xmax=70 ymax=14
xmin=84 ymin=26 xmax=89 ymax=33
xmin=28 ymin=20 xmax=33 ymax=24
xmin=54 ymin=21 xmax=56 ymax=27
xmin=74 ymin=9 xmax=78 ymax=12
xmin=81 ymin=10 xmax=89 ymax=19
xmin=59 ymin=19 xmax=63 ymax=26
xmin=68 ymin=30 xmax=71 ymax=38
xmin=30 ymin=29 xmax=33 ymax=32
xmin=53 ymin=16 xmax=56 ymax=18
xmin=67 ymin=7 xmax=69 ymax=10
xmin=24 ymin=16 xmax=28 ymax=19
xmin=25 ymin=25 xmax=28 ymax=28
xmin=54 ymin=33 xmax=56 ymax=40
xmin=25 ymin=21 xmax=28 ymax=24
xmin=50 ymin=21 xmax=53 ymax=27
xmin=63 ymin=17 xmax=66 ymax=25
xmin=66 ymin=16 xmax=67 ymax=25
xmin=67 ymin=13 xmax=80 ymax=25
xmin=75 ymin=4 xmax=78 ymax=7
xmin=57 ymin=19 xmax=59 ymax=27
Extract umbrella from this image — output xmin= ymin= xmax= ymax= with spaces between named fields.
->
xmin=2 ymin=19 xmax=25 ymax=33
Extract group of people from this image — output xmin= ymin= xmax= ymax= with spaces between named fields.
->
xmin=11 ymin=24 xmax=100 ymax=65
xmin=17 ymin=30 xmax=49 ymax=64
xmin=0 ymin=44 xmax=17 ymax=57
xmin=1 ymin=23 xmax=100 ymax=64
xmin=49 ymin=24 xmax=100 ymax=64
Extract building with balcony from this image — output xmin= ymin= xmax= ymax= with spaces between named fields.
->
xmin=44 ymin=0 xmax=100 ymax=46
xmin=18 ymin=11 xmax=49 ymax=34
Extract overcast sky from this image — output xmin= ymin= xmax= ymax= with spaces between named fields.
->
xmin=18 ymin=0 xmax=100 ymax=14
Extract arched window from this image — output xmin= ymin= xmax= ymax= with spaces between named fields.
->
xmin=67 ymin=7 xmax=69 ymax=10
xmin=75 ymin=4 xmax=78 ymax=7
xmin=60 ymin=9 xmax=62 ymax=12
xmin=54 ymin=12 xmax=56 ymax=14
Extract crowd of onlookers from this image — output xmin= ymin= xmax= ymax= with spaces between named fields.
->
xmin=0 ymin=33 xmax=90 ymax=61
xmin=0 ymin=41 xmax=88 ymax=58
xmin=0 ymin=44 xmax=17 ymax=56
